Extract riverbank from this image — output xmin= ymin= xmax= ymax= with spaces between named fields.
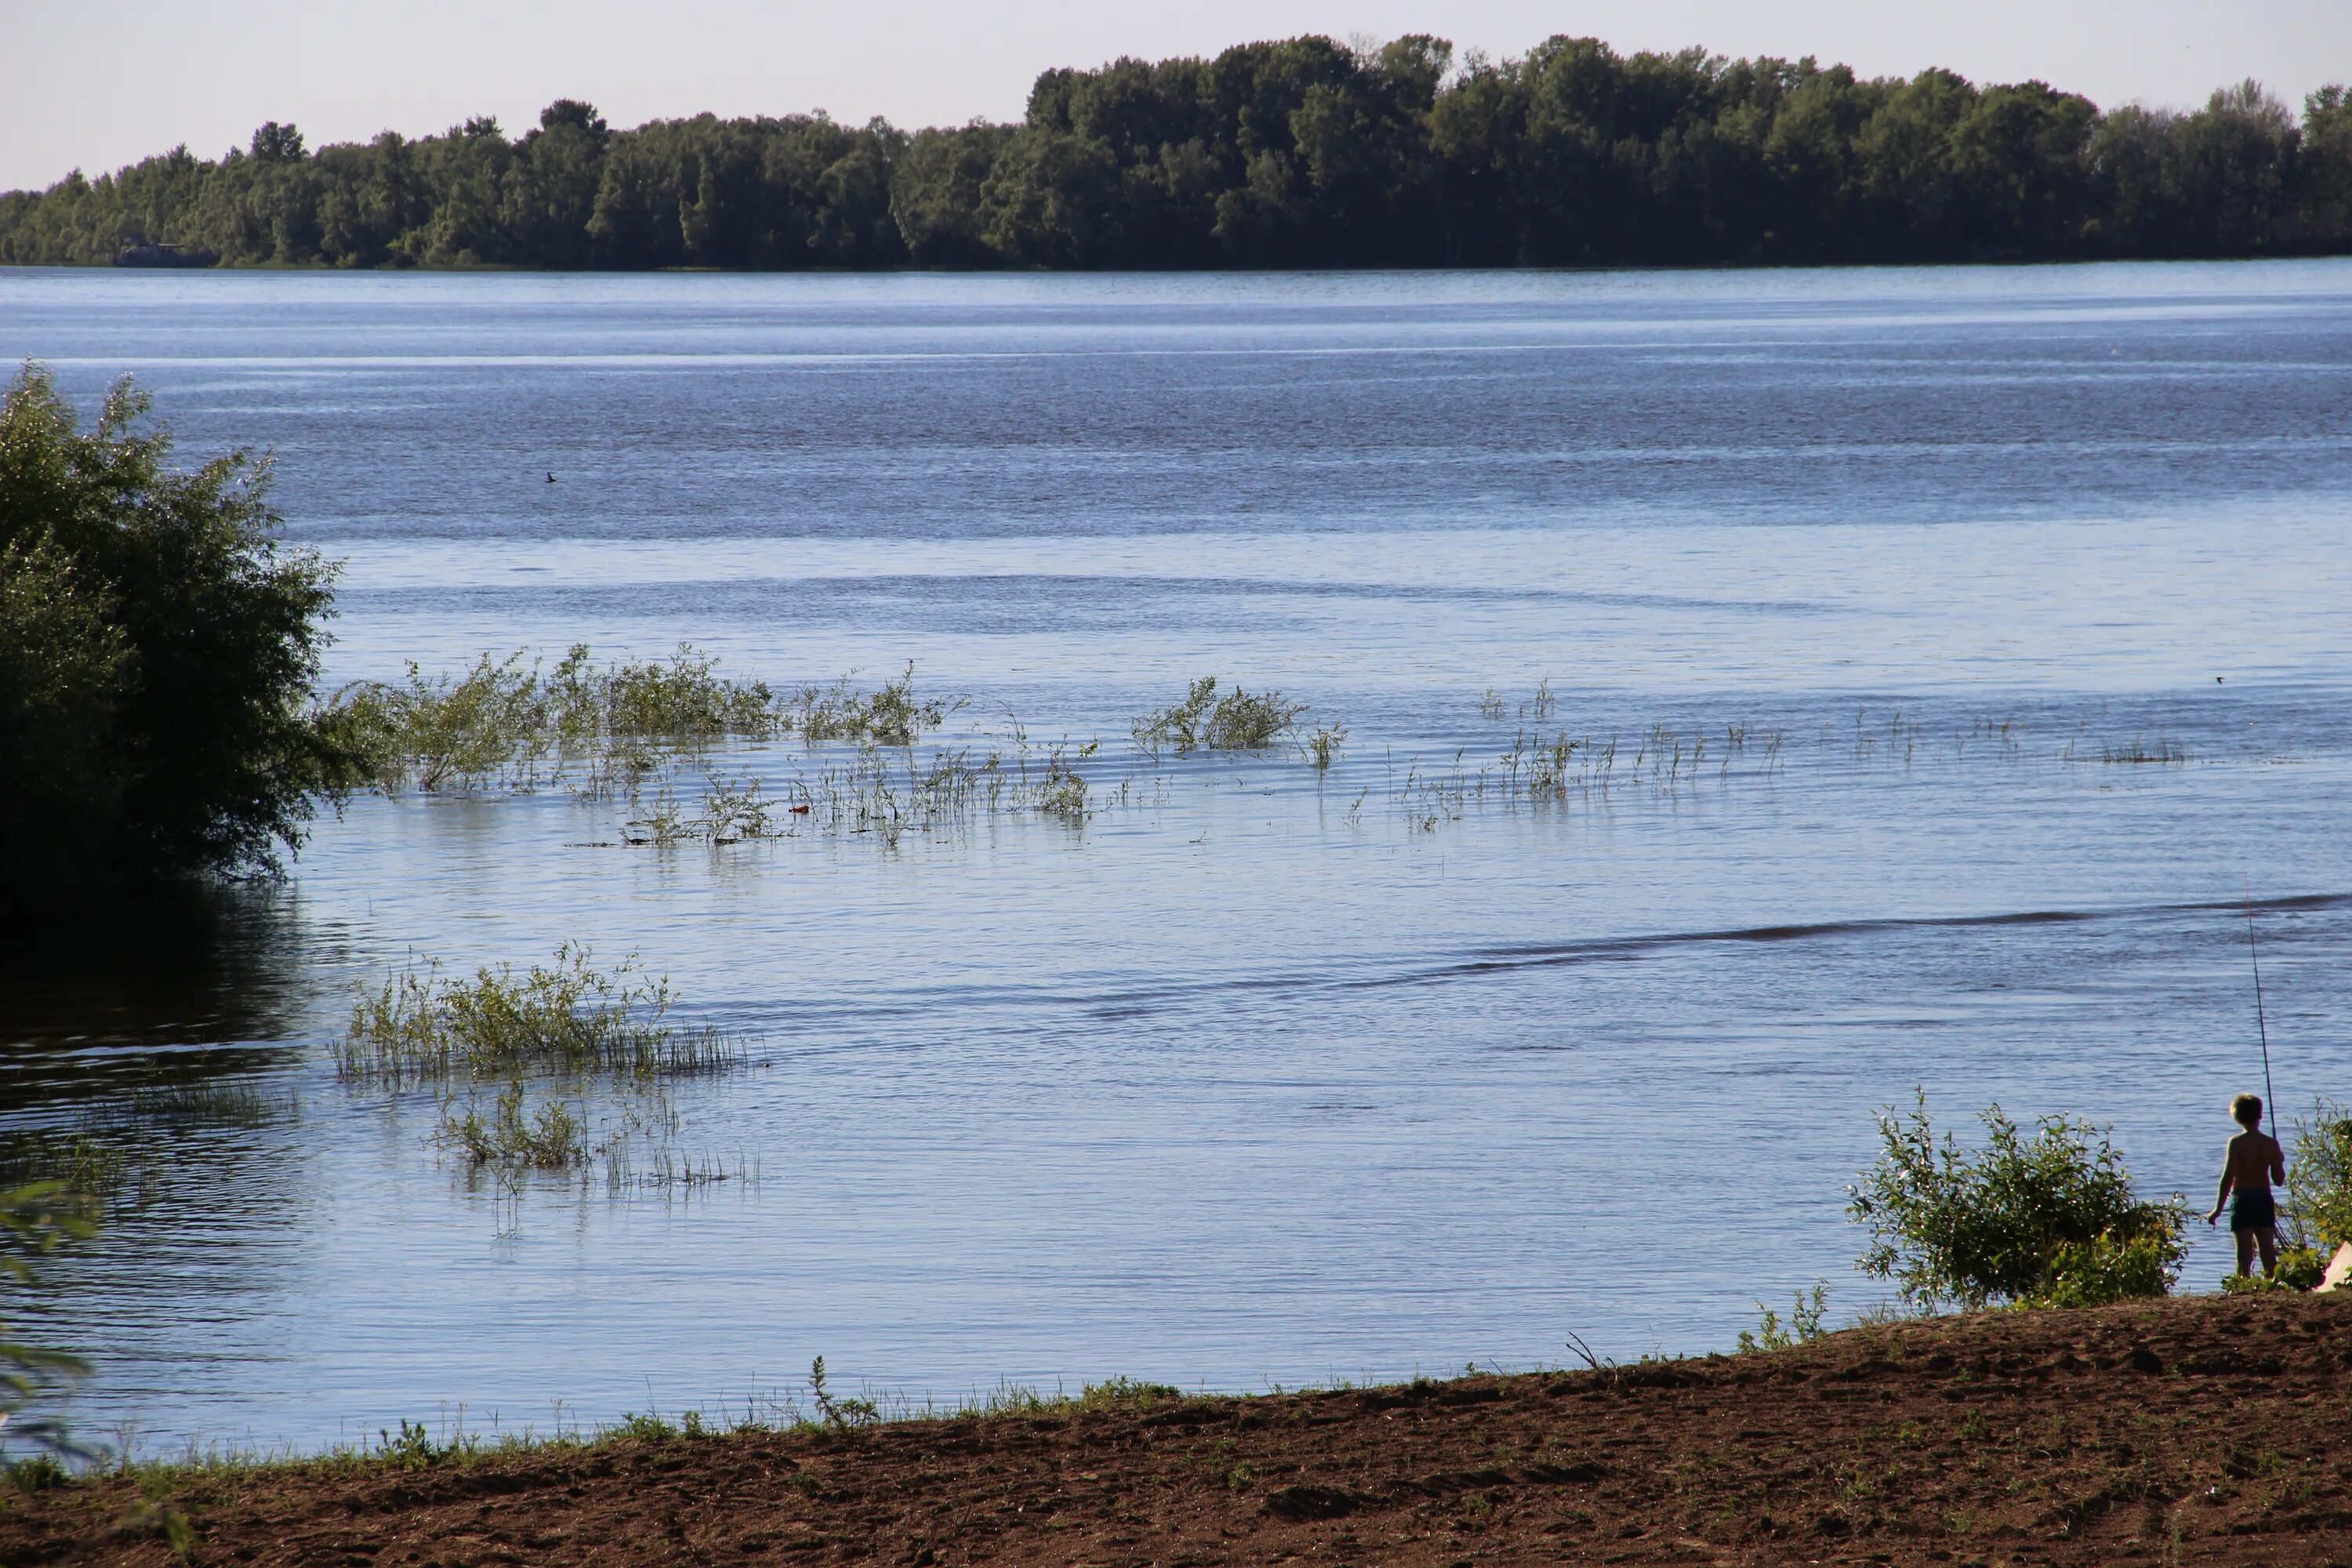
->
xmin=13 ymin=1291 xmax=2347 ymax=1566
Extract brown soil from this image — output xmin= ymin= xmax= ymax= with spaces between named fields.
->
xmin=13 ymin=1292 xmax=2351 ymax=1567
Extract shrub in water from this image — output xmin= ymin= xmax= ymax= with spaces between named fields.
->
xmin=1131 ymin=675 xmax=1308 ymax=755
xmin=1848 ymin=1093 xmax=2187 ymax=1311
xmin=1 ymin=365 xmax=349 ymax=901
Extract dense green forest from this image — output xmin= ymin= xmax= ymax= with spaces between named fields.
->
xmin=5 ymin=35 xmax=2350 ymax=270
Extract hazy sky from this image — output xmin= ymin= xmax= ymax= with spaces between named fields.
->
xmin=5 ymin=0 xmax=2347 ymax=192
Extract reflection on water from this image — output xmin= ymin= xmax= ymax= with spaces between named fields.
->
xmin=0 ymin=261 xmax=2347 ymax=1454
xmin=0 ymin=885 xmax=319 ymax=1092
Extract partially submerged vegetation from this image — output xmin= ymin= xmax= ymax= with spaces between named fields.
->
xmin=338 ymin=946 xmax=744 ymax=1189
xmin=1131 ymin=676 xmax=1308 ymax=756
xmin=320 ymin=647 xmax=947 ymax=796
xmin=318 ymin=658 xmax=2256 ymax=852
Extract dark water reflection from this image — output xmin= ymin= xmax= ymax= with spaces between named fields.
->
xmin=0 ymin=885 xmax=317 ymax=1075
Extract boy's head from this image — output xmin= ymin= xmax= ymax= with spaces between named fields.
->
xmin=2232 ymin=1093 xmax=2263 ymax=1129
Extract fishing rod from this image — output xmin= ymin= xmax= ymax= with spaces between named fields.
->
xmin=2245 ymin=877 xmax=2278 ymax=1136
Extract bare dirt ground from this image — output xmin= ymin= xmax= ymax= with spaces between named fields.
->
xmin=9 ymin=1292 xmax=2350 ymax=1567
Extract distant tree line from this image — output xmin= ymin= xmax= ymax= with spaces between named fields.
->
xmin=7 ymin=37 xmax=2352 ymax=270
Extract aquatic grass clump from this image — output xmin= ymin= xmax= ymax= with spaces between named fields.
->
xmin=439 ymin=1082 xmax=587 ymax=1171
xmin=323 ymin=644 xmax=799 ymax=796
xmin=338 ymin=946 xmax=746 ymax=1196
xmin=336 ymin=944 xmax=741 ymax=1092
xmin=786 ymin=665 xmax=956 ymax=747
xmin=1131 ymin=676 xmax=1308 ymax=756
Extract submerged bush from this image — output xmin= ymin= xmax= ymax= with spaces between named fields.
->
xmin=1131 ymin=676 xmax=1308 ymax=755
xmin=0 ymin=365 xmax=347 ymax=901
xmin=336 ymin=943 xmax=739 ymax=1091
xmin=327 ymin=643 xmax=792 ymax=794
xmin=1849 ymin=1093 xmax=2187 ymax=1311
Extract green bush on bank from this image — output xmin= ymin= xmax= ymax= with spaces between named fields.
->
xmin=0 ymin=365 xmax=350 ymax=904
xmin=2285 ymin=1100 xmax=2352 ymax=1252
xmin=1849 ymin=1093 xmax=2189 ymax=1312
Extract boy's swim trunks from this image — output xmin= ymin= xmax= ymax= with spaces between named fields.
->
xmin=2230 ymin=1188 xmax=2278 ymax=1232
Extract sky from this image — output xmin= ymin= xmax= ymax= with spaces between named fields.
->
xmin=4 ymin=0 xmax=2348 ymax=193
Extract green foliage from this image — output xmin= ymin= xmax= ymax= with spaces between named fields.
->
xmin=1131 ymin=676 xmax=1308 ymax=755
xmin=440 ymin=1080 xmax=586 ymax=1171
xmin=1848 ymin=1093 xmax=2188 ymax=1311
xmin=1737 ymin=1283 xmax=1828 ymax=1353
xmin=808 ymin=1356 xmax=879 ymax=1428
xmin=7 ymin=53 xmax=2352 ymax=270
xmin=2024 ymin=1229 xmax=2183 ymax=1308
xmin=786 ymin=665 xmax=953 ymax=747
xmin=326 ymin=643 xmax=789 ymax=795
xmin=0 ymin=1182 xmax=97 ymax=1459
xmin=0 ymin=367 xmax=346 ymax=902
xmin=337 ymin=943 xmax=739 ymax=1091
xmin=2284 ymin=1100 xmax=2352 ymax=1250
xmin=2220 ymin=1245 xmax=2328 ymax=1294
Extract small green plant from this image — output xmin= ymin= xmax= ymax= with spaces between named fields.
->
xmin=1079 ymin=1377 xmax=1181 ymax=1408
xmin=376 ymin=1418 xmax=456 ymax=1469
xmin=1305 ymin=723 xmax=1346 ymax=771
xmin=112 ymin=1497 xmax=197 ymax=1558
xmin=808 ymin=1356 xmax=878 ymax=1427
xmin=1476 ymin=688 xmax=1504 ymax=720
xmin=326 ymin=642 xmax=793 ymax=796
xmin=1848 ymin=1092 xmax=2187 ymax=1311
xmin=615 ymin=1411 xmax=679 ymax=1443
xmin=1131 ymin=676 xmax=1308 ymax=755
xmin=439 ymin=1080 xmax=586 ymax=1171
xmin=1738 ymin=1283 xmax=1828 ymax=1352
xmin=786 ymin=664 xmax=953 ymax=746
xmin=9 ymin=1452 xmax=67 ymax=1491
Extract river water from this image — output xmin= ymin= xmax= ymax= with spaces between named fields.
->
xmin=1 ymin=262 xmax=2347 ymax=1456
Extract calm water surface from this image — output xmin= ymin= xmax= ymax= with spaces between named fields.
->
xmin=1 ymin=263 xmax=2348 ymax=1454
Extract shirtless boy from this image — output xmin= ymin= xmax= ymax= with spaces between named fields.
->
xmin=2207 ymin=1093 xmax=2286 ymax=1279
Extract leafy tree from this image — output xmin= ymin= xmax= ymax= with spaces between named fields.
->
xmin=2 ymin=53 xmax=2350 ymax=270
xmin=1849 ymin=1093 xmax=2189 ymax=1311
xmin=0 ymin=365 xmax=347 ymax=902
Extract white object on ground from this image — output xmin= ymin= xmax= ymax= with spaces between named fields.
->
xmin=2318 ymin=1242 xmax=2352 ymax=1294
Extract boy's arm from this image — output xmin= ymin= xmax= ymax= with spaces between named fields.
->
xmin=2208 ymin=1138 xmax=2238 ymax=1223
xmin=2270 ymin=1134 xmax=2286 ymax=1185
